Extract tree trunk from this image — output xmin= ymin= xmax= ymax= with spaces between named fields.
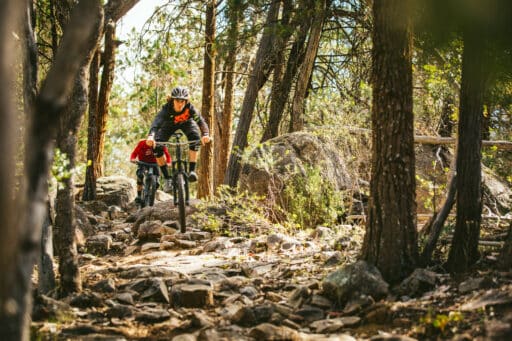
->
xmin=214 ymin=0 xmax=241 ymax=191
xmin=261 ymin=0 xmax=310 ymax=142
xmin=83 ymin=49 xmax=101 ymax=201
xmin=224 ymin=0 xmax=281 ymax=187
xmin=0 ymin=1 xmax=103 ymax=339
xmin=198 ymin=0 xmax=216 ymax=199
xmin=498 ymin=222 xmax=512 ymax=270
xmin=0 ymin=0 xmax=24 ymax=338
xmin=26 ymin=2 xmax=56 ymax=294
xmin=54 ymin=4 xmax=103 ymax=296
xmin=420 ymin=174 xmax=457 ymax=265
xmin=105 ymin=0 xmax=140 ymax=22
xmin=83 ymin=0 xmax=139 ymax=201
xmin=361 ymin=0 xmax=418 ymax=284
xmin=481 ymin=105 xmax=491 ymax=141
xmin=38 ymin=202 xmax=55 ymax=294
xmin=446 ymin=31 xmax=486 ymax=273
xmin=289 ymin=0 xmax=326 ymax=132
xmin=94 ymin=21 xmax=117 ymax=179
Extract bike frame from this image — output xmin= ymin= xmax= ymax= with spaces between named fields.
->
xmin=135 ymin=161 xmax=159 ymax=208
xmin=156 ymin=132 xmax=200 ymax=232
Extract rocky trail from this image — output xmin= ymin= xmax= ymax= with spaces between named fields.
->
xmin=32 ymin=178 xmax=512 ymax=340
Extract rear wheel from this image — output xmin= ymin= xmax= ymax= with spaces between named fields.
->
xmin=176 ymin=173 xmax=186 ymax=232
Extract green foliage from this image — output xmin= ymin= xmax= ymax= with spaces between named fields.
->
xmin=51 ymin=149 xmax=85 ymax=190
xmin=482 ymin=149 xmax=512 ymax=186
xmin=281 ymin=165 xmax=345 ymax=229
xmin=191 ymin=185 xmax=272 ymax=237
xmin=419 ymin=310 xmax=464 ymax=336
xmin=416 ymin=171 xmax=447 ymax=213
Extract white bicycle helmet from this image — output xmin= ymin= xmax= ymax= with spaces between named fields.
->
xmin=170 ymin=86 xmax=189 ymax=100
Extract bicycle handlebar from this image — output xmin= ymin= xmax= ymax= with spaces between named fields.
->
xmin=132 ymin=160 xmax=159 ymax=167
xmin=156 ymin=140 xmax=201 ymax=147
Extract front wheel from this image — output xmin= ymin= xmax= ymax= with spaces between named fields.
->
xmin=176 ymin=173 xmax=186 ymax=233
xmin=144 ymin=174 xmax=157 ymax=207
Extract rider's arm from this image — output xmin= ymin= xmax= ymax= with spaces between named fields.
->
xmin=148 ymin=104 xmax=168 ymax=137
xmin=130 ymin=140 xmax=143 ymax=162
xmin=188 ymin=104 xmax=210 ymax=137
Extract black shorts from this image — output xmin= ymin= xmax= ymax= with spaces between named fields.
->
xmin=155 ymin=120 xmax=201 ymax=151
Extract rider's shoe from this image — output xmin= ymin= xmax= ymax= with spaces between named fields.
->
xmin=189 ymin=171 xmax=198 ymax=182
xmin=163 ymin=177 xmax=173 ymax=193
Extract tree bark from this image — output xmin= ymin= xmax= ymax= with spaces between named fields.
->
xmin=0 ymin=0 xmax=24 ymax=337
xmin=95 ymin=21 xmax=117 ymax=179
xmin=83 ymin=0 xmax=139 ymax=201
xmin=214 ymin=0 xmax=241 ymax=191
xmin=497 ymin=222 xmax=512 ymax=270
xmin=261 ymin=0 xmax=310 ymax=142
xmin=445 ymin=30 xmax=486 ymax=273
xmin=24 ymin=1 xmax=56 ymax=293
xmin=198 ymin=0 xmax=216 ymax=199
xmin=54 ymin=3 xmax=104 ymax=296
xmin=224 ymin=0 xmax=281 ymax=187
xmin=105 ymin=0 xmax=140 ymax=22
xmin=38 ymin=202 xmax=55 ymax=294
xmin=83 ymin=49 xmax=101 ymax=201
xmin=0 ymin=1 xmax=104 ymax=339
xmin=361 ymin=0 xmax=418 ymax=284
xmin=289 ymin=0 xmax=326 ymax=132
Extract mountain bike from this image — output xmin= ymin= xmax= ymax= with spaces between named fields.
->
xmin=132 ymin=160 xmax=159 ymax=209
xmin=156 ymin=133 xmax=199 ymax=233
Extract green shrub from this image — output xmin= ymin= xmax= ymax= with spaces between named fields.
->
xmin=281 ymin=165 xmax=345 ymax=229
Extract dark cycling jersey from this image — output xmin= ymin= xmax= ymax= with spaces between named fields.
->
xmin=149 ymin=102 xmax=209 ymax=137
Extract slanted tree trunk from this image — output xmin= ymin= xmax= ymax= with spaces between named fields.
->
xmin=420 ymin=174 xmax=457 ymax=265
xmin=28 ymin=2 xmax=55 ymax=295
xmin=83 ymin=21 xmax=116 ymax=200
xmin=360 ymin=0 xmax=418 ymax=284
xmin=214 ymin=0 xmax=241 ymax=191
xmin=83 ymin=49 xmax=101 ymax=200
xmin=96 ymin=21 xmax=117 ymax=176
xmin=289 ymin=0 xmax=326 ymax=132
xmin=261 ymin=0 xmax=310 ymax=142
xmin=198 ymin=0 xmax=216 ymax=199
xmin=224 ymin=0 xmax=282 ymax=187
xmin=446 ymin=30 xmax=486 ymax=273
xmin=82 ymin=0 xmax=139 ymax=201
xmin=54 ymin=3 xmax=103 ymax=296
xmin=0 ymin=1 xmax=104 ymax=339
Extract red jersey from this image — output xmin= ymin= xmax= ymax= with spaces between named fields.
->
xmin=130 ymin=140 xmax=171 ymax=164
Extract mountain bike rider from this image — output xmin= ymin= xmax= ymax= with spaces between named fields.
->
xmin=130 ymin=138 xmax=171 ymax=203
xmin=146 ymin=86 xmax=211 ymax=191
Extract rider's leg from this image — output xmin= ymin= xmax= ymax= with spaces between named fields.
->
xmin=136 ymin=168 xmax=143 ymax=202
xmin=155 ymin=155 xmax=170 ymax=178
xmin=188 ymin=150 xmax=198 ymax=172
xmin=154 ymin=130 xmax=173 ymax=179
xmin=183 ymin=121 xmax=201 ymax=180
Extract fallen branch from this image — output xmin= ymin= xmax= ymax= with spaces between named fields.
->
xmin=414 ymin=135 xmax=512 ymax=151
xmin=343 ymin=126 xmax=512 ymax=151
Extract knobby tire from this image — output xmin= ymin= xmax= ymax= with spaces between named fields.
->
xmin=144 ymin=174 xmax=157 ymax=207
xmin=177 ymin=173 xmax=186 ymax=233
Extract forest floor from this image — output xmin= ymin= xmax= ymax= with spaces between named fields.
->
xmin=31 ymin=197 xmax=512 ymax=341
